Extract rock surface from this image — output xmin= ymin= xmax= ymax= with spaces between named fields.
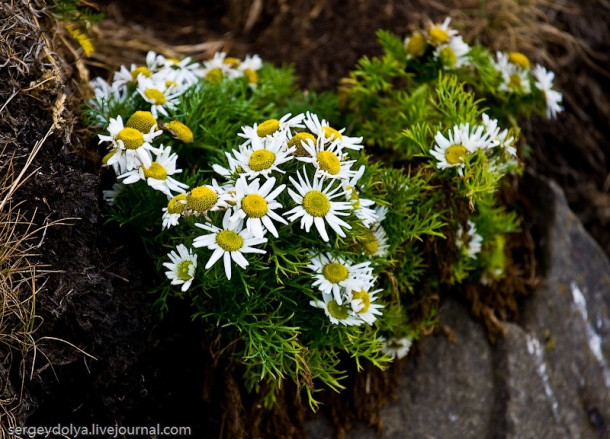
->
xmin=307 ymin=174 xmax=610 ymax=439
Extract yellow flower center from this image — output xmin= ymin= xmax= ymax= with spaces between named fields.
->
xmin=126 ymin=111 xmax=157 ymax=133
xmin=445 ymin=144 xmax=468 ymax=165
xmin=142 ymin=162 xmax=168 ymax=180
xmin=439 ymin=46 xmax=457 ymax=67
xmin=102 ymin=149 xmax=115 ymax=165
xmin=131 ymin=66 xmax=151 ymax=81
xmin=165 ymin=120 xmax=193 ymax=143
xmin=248 ymin=149 xmax=276 ymax=171
xmin=321 ymin=126 xmax=342 ymax=141
xmin=176 ymin=260 xmax=194 ymax=281
xmin=116 ymin=127 xmax=144 ymax=149
xmin=205 ymin=67 xmax=224 ymax=83
xmin=302 ymin=190 xmax=330 ymax=217
xmin=288 ymin=132 xmax=316 ymax=156
xmin=508 ymin=52 xmax=530 ymax=69
xmin=508 ymin=73 xmax=522 ymax=90
xmin=352 ymin=290 xmax=371 ymax=313
xmin=327 ymin=300 xmax=349 ymax=320
xmin=244 ymin=68 xmax=258 ymax=85
xmin=256 ymin=119 xmax=280 ymax=137
xmin=345 ymin=185 xmax=361 ymax=208
xmin=241 ymin=194 xmax=268 ymax=218
xmin=165 ymin=80 xmax=178 ymax=89
xmin=144 ymin=88 xmax=166 ymax=105
xmin=322 ymin=262 xmax=349 ymax=284
xmin=428 ymin=27 xmax=449 ymax=46
xmin=316 ymin=151 xmax=341 ymax=175
xmin=167 ymin=57 xmax=180 ymax=65
xmin=223 ymin=57 xmax=241 ymax=67
xmin=187 ymin=186 xmax=218 ymax=212
xmin=216 ymin=230 xmax=244 ymax=252
xmin=361 ymin=231 xmax=379 ymax=255
xmin=405 ymin=33 xmax=427 ymax=57
xmin=167 ymin=193 xmax=187 ymax=214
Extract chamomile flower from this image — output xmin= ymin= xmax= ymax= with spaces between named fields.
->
xmin=426 ymin=17 xmax=458 ymax=46
xmin=193 ymin=211 xmax=267 ymax=280
xmin=494 ymin=51 xmax=531 ymax=95
xmin=136 ymin=76 xmax=185 ymax=118
xmin=119 ymin=145 xmax=188 ymax=197
xmin=98 ymin=115 xmax=161 ymax=171
xmin=456 ymin=220 xmax=483 ymax=258
xmin=303 ymin=112 xmax=363 ymax=150
xmin=162 ymin=193 xmax=187 ymax=229
xmin=229 ymin=175 xmax=287 ymax=238
xmin=404 ymin=32 xmax=427 ymax=59
xmin=112 ymin=51 xmax=164 ymax=87
xmin=88 ymin=78 xmax=128 ymax=125
xmin=238 ymin=54 xmax=263 ymax=86
xmin=297 ymin=136 xmax=356 ymax=180
xmin=430 ymin=124 xmax=479 ymax=176
xmin=434 ymin=35 xmax=471 ymax=69
xmin=309 ymin=294 xmax=363 ymax=326
xmin=532 ymin=64 xmax=563 ymax=119
xmin=285 ymin=168 xmax=353 ymax=242
xmin=348 ymin=286 xmax=384 ymax=325
xmin=374 ymin=205 xmax=388 ymax=223
xmin=158 ymin=55 xmax=202 ymax=88
xmin=228 ymin=134 xmax=294 ymax=179
xmin=342 ymin=166 xmax=378 ymax=227
xmin=184 ymin=180 xmax=233 ymax=216
xmin=359 ymin=225 xmax=389 ymax=258
xmin=380 ymin=336 xmax=413 ymax=360
xmin=238 ymin=113 xmax=305 ymax=145
xmin=163 ymin=244 xmax=197 ymax=292
xmin=481 ymin=113 xmax=516 ymax=157
xmin=200 ymin=52 xmax=239 ymax=82
xmin=308 ymin=253 xmax=375 ymax=304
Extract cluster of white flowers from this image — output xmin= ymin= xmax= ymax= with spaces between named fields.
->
xmin=89 ymin=51 xmax=264 ymax=124
xmin=162 ymin=111 xmax=389 ymax=326
xmin=430 ymin=113 xmax=516 ymax=177
xmin=401 ymin=17 xmax=563 ymax=120
xmin=492 ymin=51 xmax=563 ymax=118
xmin=94 ymin=51 xmax=265 ymax=295
xmin=456 ymin=220 xmax=483 ymax=259
xmin=403 ymin=17 xmax=471 ymax=69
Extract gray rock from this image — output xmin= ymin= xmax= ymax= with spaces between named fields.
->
xmin=306 ymin=174 xmax=610 ymax=439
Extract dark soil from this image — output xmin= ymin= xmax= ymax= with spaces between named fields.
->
xmin=2 ymin=0 xmax=609 ymax=438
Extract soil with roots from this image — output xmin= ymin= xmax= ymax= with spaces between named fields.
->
xmin=2 ymin=0 xmax=610 ymax=438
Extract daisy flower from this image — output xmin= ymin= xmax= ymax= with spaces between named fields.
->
xmin=348 ymin=286 xmax=384 ymax=325
xmin=481 ymin=113 xmax=516 ymax=157
xmin=102 ymin=182 xmax=125 ymax=206
xmin=456 ymin=220 xmax=483 ymax=258
xmin=297 ymin=135 xmax=356 ymax=180
xmin=238 ymin=54 xmax=263 ymax=87
xmin=360 ymin=225 xmax=389 ymax=258
xmin=184 ymin=180 xmax=234 ymax=216
xmin=229 ymin=175 xmax=287 ymax=238
xmin=494 ymin=51 xmax=531 ymax=95
xmin=157 ymin=55 xmax=202 ymax=88
xmin=308 ymin=253 xmax=375 ymax=304
xmin=119 ymin=145 xmax=189 ymax=198
xmin=199 ymin=52 xmax=240 ymax=82
xmin=426 ymin=17 xmax=458 ymax=47
xmin=532 ymin=64 xmax=563 ymax=119
xmin=162 ymin=193 xmax=187 ymax=229
xmin=226 ymin=134 xmax=294 ymax=179
xmin=303 ymin=112 xmax=363 ymax=151
xmin=430 ymin=123 xmax=479 ymax=176
xmin=136 ymin=76 xmax=185 ymax=118
xmin=98 ymin=115 xmax=161 ymax=171
xmin=310 ymin=294 xmax=363 ymax=326
xmin=163 ymin=244 xmax=198 ymax=292
xmin=193 ymin=211 xmax=267 ymax=280
xmin=374 ymin=205 xmax=388 ymax=223
xmin=287 ymin=132 xmax=317 ymax=157
xmin=285 ymin=168 xmax=353 ymax=242
xmin=380 ymin=336 xmax=413 ymax=360
xmin=404 ymin=32 xmax=427 ymax=60
xmin=434 ymin=35 xmax=471 ymax=69
xmin=112 ymin=51 xmax=165 ymax=87
xmin=342 ymin=166 xmax=378 ymax=227
xmin=238 ymin=113 xmax=305 ymax=145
